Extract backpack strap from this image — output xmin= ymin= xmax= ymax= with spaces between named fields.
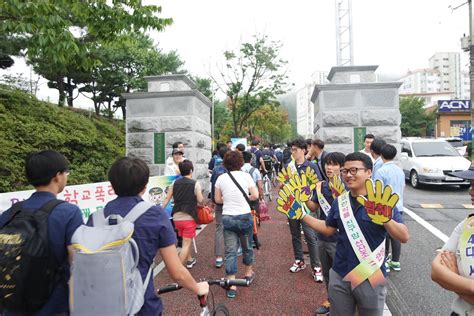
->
xmin=38 ymin=199 xmax=66 ymax=215
xmin=124 ymin=201 xmax=154 ymax=224
xmin=92 ymin=208 xmax=107 ymax=227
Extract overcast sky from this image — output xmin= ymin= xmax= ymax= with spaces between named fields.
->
xmin=1 ymin=0 xmax=470 ymax=107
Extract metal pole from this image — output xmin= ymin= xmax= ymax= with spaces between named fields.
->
xmin=469 ymin=0 xmax=474 ymax=145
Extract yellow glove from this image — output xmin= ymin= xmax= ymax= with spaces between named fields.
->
xmin=277 ymin=166 xmax=295 ymax=185
xmin=329 ymin=175 xmax=346 ymax=198
xmin=276 ymin=186 xmax=307 ymax=220
xmin=356 ymin=179 xmax=399 ymax=225
xmin=287 ymin=173 xmax=315 ymax=202
xmin=304 ymin=166 xmax=320 ymax=186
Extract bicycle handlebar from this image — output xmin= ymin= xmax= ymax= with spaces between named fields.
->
xmin=157 ymin=278 xmax=250 ymax=295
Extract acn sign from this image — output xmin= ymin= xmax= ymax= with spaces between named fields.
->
xmin=438 ymin=100 xmax=471 ymax=112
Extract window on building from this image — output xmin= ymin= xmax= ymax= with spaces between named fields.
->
xmin=443 ymin=73 xmax=449 ymax=75
xmin=443 ymin=58 xmax=449 ymax=61
xmin=444 ymin=88 xmax=450 ymax=91
xmin=443 ymin=65 xmax=449 ymax=68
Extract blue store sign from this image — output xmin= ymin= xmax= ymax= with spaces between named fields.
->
xmin=438 ymin=100 xmax=471 ymax=112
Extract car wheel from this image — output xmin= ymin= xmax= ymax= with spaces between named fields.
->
xmin=410 ymin=170 xmax=419 ymax=189
xmin=460 ymin=184 xmax=471 ymax=190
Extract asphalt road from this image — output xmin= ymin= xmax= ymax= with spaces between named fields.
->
xmin=386 ymin=182 xmax=471 ymax=316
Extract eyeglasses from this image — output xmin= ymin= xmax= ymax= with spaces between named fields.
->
xmin=340 ymin=167 xmax=368 ymax=176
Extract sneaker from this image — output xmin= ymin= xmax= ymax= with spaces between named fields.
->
xmin=215 ymin=258 xmax=223 ymax=268
xmin=388 ymin=261 xmax=401 ymax=271
xmin=313 ymin=267 xmax=323 ymax=283
xmin=315 ymin=300 xmax=330 ymax=315
xmin=289 ymin=260 xmax=306 ymax=273
xmin=385 ymin=261 xmax=390 ymax=273
xmin=186 ymin=258 xmax=197 ymax=269
xmin=237 ymin=247 xmax=243 ymax=256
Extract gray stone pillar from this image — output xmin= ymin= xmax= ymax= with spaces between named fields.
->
xmin=311 ymin=66 xmax=402 ymax=154
xmin=123 ymin=75 xmax=212 ymax=190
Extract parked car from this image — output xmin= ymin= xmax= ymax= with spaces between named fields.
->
xmin=400 ymin=138 xmax=471 ymax=189
xmin=438 ymin=137 xmax=468 ymax=157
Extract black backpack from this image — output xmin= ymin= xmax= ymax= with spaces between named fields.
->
xmin=0 ymin=199 xmax=65 ymax=313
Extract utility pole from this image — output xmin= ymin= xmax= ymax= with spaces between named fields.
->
xmin=335 ymin=0 xmax=354 ymax=66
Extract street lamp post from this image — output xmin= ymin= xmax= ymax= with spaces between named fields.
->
xmin=469 ymin=0 xmax=473 ymax=142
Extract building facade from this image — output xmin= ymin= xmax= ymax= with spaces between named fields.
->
xmin=296 ymin=71 xmax=329 ymax=137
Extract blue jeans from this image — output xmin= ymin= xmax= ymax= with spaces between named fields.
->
xmin=223 ymin=213 xmax=254 ymax=276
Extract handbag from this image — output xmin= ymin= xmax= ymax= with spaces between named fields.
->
xmin=197 ymin=205 xmax=214 ymax=224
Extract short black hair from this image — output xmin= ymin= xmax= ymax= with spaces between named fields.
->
xmin=291 ymin=138 xmax=307 ymax=150
xmin=218 ymin=147 xmax=229 ymax=159
xmin=370 ymin=139 xmax=387 ymax=155
xmin=109 ymin=157 xmax=149 ymax=196
xmin=178 ymin=159 xmax=194 ymax=176
xmin=25 ymin=150 xmax=69 ymax=187
xmin=236 ymin=144 xmax=246 ymax=152
xmin=242 ymin=151 xmax=252 ymax=163
xmin=381 ymin=144 xmax=397 ymax=160
xmin=344 ymin=152 xmax=373 ymax=170
xmin=305 ymin=138 xmax=312 ymax=146
xmin=272 ymin=144 xmax=278 ymax=150
xmin=364 ymin=134 xmax=375 ymax=141
xmin=172 ymin=141 xmax=183 ymax=149
xmin=216 ymin=142 xmax=227 ymax=151
xmin=325 ymin=152 xmax=345 ymax=167
xmin=226 ymin=140 xmax=232 ymax=144
xmin=252 ymin=140 xmax=259 ymax=146
xmin=311 ymin=139 xmax=325 ymax=150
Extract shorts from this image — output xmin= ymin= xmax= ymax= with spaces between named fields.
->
xmin=174 ymin=220 xmax=197 ymax=239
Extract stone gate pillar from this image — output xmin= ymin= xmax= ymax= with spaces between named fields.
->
xmin=123 ymin=75 xmax=212 ymax=190
xmin=311 ymin=66 xmax=402 ymax=154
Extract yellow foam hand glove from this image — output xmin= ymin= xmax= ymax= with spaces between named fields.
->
xmin=276 ymin=186 xmax=307 ymax=220
xmin=304 ymin=166 xmax=320 ymax=186
xmin=356 ymin=179 xmax=400 ymax=225
xmin=277 ymin=166 xmax=295 ymax=185
xmin=329 ymin=175 xmax=346 ymax=198
xmin=287 ymin=173 xmax=315 ymax=202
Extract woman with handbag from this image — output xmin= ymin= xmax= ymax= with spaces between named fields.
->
xmin=214 ymin=150 xmax=259 ymax=298
xmin=162 ymin=160 xmax=204 ymax=268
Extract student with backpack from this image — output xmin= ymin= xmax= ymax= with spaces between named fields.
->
xmin=79 ymin=157 xmax=208 ymax=315
xmin=0 ymin=150 xmax=84 ymax=315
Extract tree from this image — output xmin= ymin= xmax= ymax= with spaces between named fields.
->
xmin=212 ymin=34 xmax=291 ymax=137
xmin=400 ymin=97 xmax=436 ymax=136
xmin=78 ymin=33 xmax=184 ymax=118
xmin=1 ymin=1 xmax=172 ymax=106
xmin=247 ymin=104 xmax=293 ymax=144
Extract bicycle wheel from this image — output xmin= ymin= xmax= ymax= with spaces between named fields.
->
xmin=212 ymin=304 xmax=230 ymax=316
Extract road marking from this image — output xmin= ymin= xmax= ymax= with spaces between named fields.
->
xmin=420 ymin=203 xmax=443 ymax=209
xmin=403 ymin=207 xmax=449 ymax=243
xmin=153 ymin=224 xmax=208 ymax=278
xmin=463 ymin=204 xmax=474 ymax=209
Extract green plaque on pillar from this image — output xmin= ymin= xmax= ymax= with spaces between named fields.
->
xmin=354 ymin=127 xmax=366 ymax=152
xmin=154 ymin=133 xmax=165 ymax=164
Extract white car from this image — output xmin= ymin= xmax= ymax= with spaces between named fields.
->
xmin=400 ymin=138 xmax=471 ymax=189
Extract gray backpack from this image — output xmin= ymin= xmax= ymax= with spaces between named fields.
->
xmin=69 ymin=202 xmax=155 ymax=316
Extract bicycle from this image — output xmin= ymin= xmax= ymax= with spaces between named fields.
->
xmin=157 ymin=278 xmax=250 ymax=316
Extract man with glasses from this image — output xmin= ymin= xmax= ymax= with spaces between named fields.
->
xmin=286 ymin=139 xmax=324 ymax=283
xmin=294 ymin=152 xmax=409 ymax=315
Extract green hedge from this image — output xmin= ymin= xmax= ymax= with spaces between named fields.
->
xmin=0 ymin=85 xmax=125 ymax=192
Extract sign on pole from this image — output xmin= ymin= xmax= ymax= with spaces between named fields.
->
xmin=154 ymin=132 xmax=166 ymax=164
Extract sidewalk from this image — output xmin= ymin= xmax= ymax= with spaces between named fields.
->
xmin=153 ymin=192 xmax=327 ymax=315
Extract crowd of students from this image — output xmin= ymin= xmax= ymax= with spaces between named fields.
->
xmin=1 ymin=134 xmax=472 ymax=315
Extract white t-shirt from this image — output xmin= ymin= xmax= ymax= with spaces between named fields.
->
xmin=442 ymin=219 xmax=474 ymax=315
xmin=215 ymin=171 xmax=256 ymax=216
